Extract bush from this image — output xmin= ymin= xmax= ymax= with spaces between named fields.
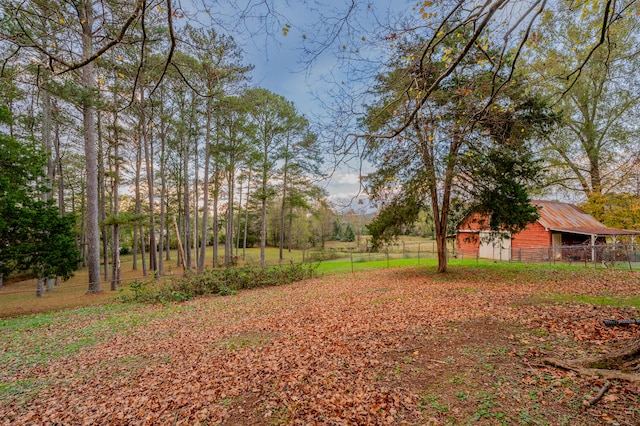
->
xmin=120 ymin=263 xmax=317 ymax=304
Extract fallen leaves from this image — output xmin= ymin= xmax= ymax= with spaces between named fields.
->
xmin=1 ymin=267 xmax=639 ymax=424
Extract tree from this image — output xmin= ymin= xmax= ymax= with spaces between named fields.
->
xmin=0 ymin=107 xmax=78 ymax=293
xmin=342 ymin=223 xmax=355 ymax=242
xmin=277 ymin=123 xmax=321 ymax=261
xmin=364 ymin=34 xmax=556 ymax=272
xmin=246 ymin=88 xmax=293 ymax=266
xmin=525 ymin=4 xmax=640 ymax=218
xmin=23 ymin=202 xmax=79 ymax=297
xmin=216 ymin=94 xmax=255 ymax=267
xmin=0 ymin=112 xmax=47 ymax=287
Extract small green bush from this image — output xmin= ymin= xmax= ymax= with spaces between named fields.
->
xmin=121 ymin=263 xmax=316 ymax=304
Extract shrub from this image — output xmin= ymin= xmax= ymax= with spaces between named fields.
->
xmin=120 ymin=263 xmax=316 ymax=304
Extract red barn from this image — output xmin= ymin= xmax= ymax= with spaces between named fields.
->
xmin=456 ymin=200 xmax=640 ymax=261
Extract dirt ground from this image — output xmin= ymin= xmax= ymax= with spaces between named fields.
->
xmin=2 ymin=266 xmax=640 ymax=425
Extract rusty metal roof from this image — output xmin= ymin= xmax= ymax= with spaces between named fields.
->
xmin=533 ymin=200 xmax=640 ymax=236
xmin=533 ymin=200 xmax=607 ymax=230
xmin=549 ymin=227 xmax=640 ymax=236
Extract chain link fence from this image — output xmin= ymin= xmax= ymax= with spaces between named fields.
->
xmin=305 ymin=241 xmax=640 ymax=271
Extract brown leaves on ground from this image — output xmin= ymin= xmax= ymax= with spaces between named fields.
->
xmin=1 ymin=266 xmax=640 ymax=425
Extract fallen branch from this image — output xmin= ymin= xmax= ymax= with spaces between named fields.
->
xmin=585 ymin=381 xmax=610 ymax=407
xmin=543 ymin=358 xmax=640 ymax=382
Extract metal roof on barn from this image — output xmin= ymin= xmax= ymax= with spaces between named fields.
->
xmin=533 ymin=200 xmax=640 ymax=237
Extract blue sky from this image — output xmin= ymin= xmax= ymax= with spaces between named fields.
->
xmin=221 ymin=0 xmax=409 ymax=209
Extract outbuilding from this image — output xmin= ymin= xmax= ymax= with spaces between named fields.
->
xmin=456 ymin=200 xmax=640 ymax=261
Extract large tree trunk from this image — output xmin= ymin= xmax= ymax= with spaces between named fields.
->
xmin=80 ymin=0 xmax=101 ymax=293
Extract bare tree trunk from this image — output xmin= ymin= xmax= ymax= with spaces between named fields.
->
xmin=193 ymin=143 xmax=199 ymax=270
xmin=79 ymin=186 xmax=86 ymax=268
xmin=140 ymin=226 xmax=147 ymax=276
xmin=80 ymin=0 xmax=101 ymax=293
xmin=133 ymin=136 xmax=142 ymax=271
xmin=110 ymin=95 xmax=121 ymax=291
xmin=98 ymin=109 xmax=109 ymax=281
xmin=213 ymin=165 xmax=219 ymax=268
xmin=183 ymin=129 xmax=191 ymax=271
xmin=141 ymin=87 xmax=157 ymax=274
xmin=288 ymin=205 xmax=293 ymax=253
xmin=158 ymin=109 xmax=168 ymax=276
xmin=199 ymin=97 xmax=212 ymax=273
xmin=173 ymin=216 xmax=187 ymax=271
xmin=279 ymin=154 xmax=289 ymax=262
xmin=225 ymin=163 xmax=235 ymax=267
xmin=53 ymin=104 xmax=64 ymax=214
xmin=132 ymin=226 xmax=138 ymax=270
xmin=36 ymin=277 xmax=45 ymax=297
xmin=243 ymin=171 xmax=251 ymax=260
xmin=260 ymin=142 xmax=268 ymax=266
xmin=41 ymin=66 xmax=55 ymax=293
xmin=236 ymin=176 xmax=243 ymax=258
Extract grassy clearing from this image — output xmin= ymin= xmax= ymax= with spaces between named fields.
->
xmin=0 ymin=303 xmax=186 ymax=374
xmin=0 ymin=236 xmax=634 ymax=319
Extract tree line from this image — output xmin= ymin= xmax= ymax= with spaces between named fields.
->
xmin=0 ymin=2 xmax=340 ymax=294
xmin=1 ymin=0 xmax=639 ymax=287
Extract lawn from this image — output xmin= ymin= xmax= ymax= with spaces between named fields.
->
xmin=1 ymin=263 xmax=640 ymax=424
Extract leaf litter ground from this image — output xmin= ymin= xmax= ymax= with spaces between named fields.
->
xmin=2 ymin=266 xmax=640 ymax=425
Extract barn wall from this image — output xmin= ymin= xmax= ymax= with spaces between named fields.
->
xmin=458 ymin=212 xmax=490 ymax=231
xmin=456 ymin=232 xmax=479 ymax=256
xmin=511 ymin=222 xmax=551 ymax=248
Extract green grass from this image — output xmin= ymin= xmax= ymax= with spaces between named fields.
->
xmin=315 ymin=257 xmax=437 ymax=274
xmin=538 ymin=294 xmax=640 ymax=310
xmin=0 ymin=303 xmax=187 ymax=374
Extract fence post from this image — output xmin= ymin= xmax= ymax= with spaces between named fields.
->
xmin=402 ymin=241 xmax=405 ymax=257
xmin=350 ymin=249 xmax=354 ymax=273
xmin=386 ymin=247 xmax=390 ymax=268
xmin=418 ymin=243 xmax=421 ymax=265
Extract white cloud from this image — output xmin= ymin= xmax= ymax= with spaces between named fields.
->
xmin=336 ymin=173 xmax=361 ymax=185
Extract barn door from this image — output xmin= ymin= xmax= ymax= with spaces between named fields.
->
xmin=479 ymin=232 xmax=511 ymax=260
